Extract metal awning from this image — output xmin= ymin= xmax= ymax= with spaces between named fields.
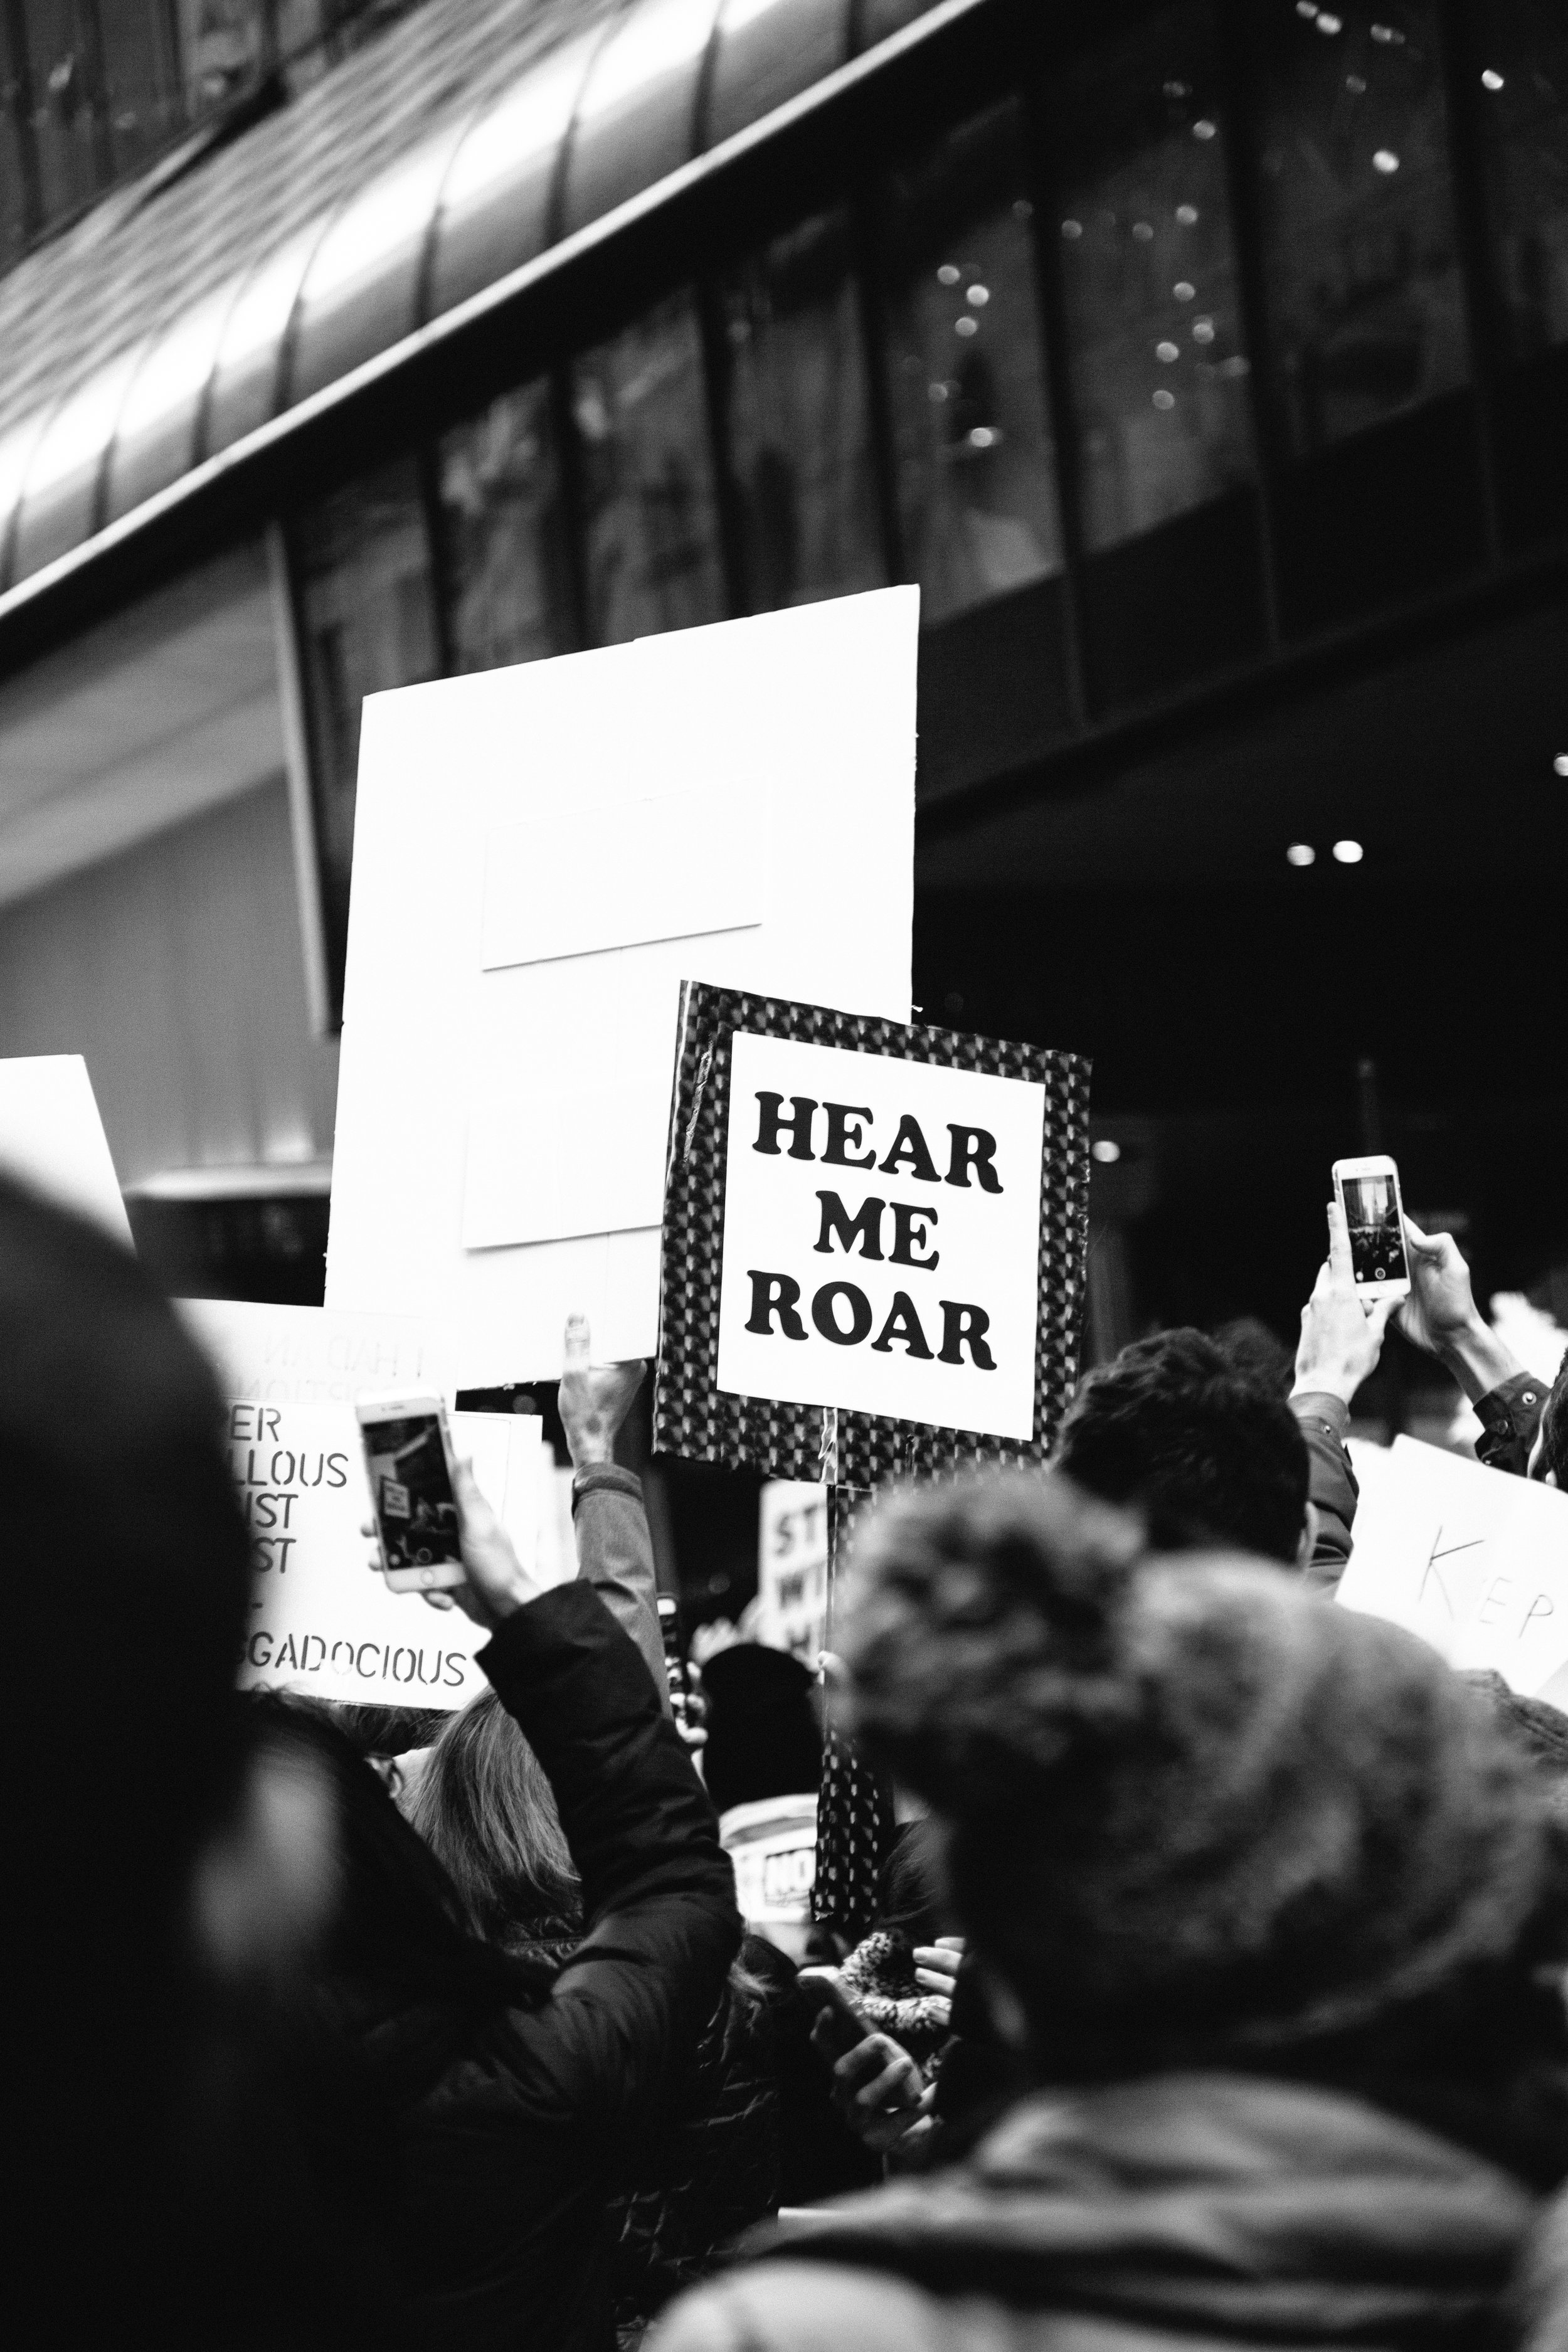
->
xmin=0 ymin=0 xmax=956 ymax=618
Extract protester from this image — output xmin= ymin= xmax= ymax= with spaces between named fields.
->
xmin=1399 ymin=1216 xmax=1567 ymax=1484
xmin=244 ymin=1315 xmax=741 ymax=2352
xmin=653 ymin=1471 xmax=1568 ymax=2351
xmin=1 ymin=1172 xmax=398 ymax=2349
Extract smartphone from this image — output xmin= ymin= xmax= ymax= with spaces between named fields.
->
xmin=657 ymin=1594 xmax=689 ymax=1703
xmin=798 ymin=1966 xmax=872 ymax=2057
xmin=1331 ymin=1154 xmax=1412 ymax=1302
xmin=356 ymin=1391 xmax=468 ymax=1593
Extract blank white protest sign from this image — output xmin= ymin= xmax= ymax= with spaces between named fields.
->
xmin=326 ymin=589 xmax=918 ymax=1384
xmin=0 ymin=1054 xmax=132 ymax=1246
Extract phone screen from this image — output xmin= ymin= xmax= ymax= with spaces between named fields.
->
xmin=1341 ymin=1171 xmax=1409 ymax=1290
xmin=361 ymin=1412 xmax=462 ymax=1572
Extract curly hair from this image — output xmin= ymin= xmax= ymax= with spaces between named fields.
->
xmin=1054 ymin=1327 xmax=1310 ymax=1564
xmin=835 ymin=1473 xmax=1564 ymax=2079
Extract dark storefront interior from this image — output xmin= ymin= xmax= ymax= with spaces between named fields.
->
xmin=1 ymin=0 xmax=1564 ymax=1378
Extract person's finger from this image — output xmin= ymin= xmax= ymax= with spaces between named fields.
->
xmin=1402 ymin=1213 xmax=1441 ymax=1259
xmin=935 ymin=1936 xmax=965 ymax=1951
xmin=360 ymin=1518 xmax=375 ymax=1540
xmin=914 ymin=1969 xmax=954 ymax=1995
xmin=912 ymin=1946 xmax=960 ymax=1975
xmin=854 ymin=2057 xmax=919 ymax=2111
xmin=1364 ymin=1294 xmax=1396 ymax=1339
xmin=1327 ymin=1197 xmax=1353 ymax=1281
xmin=422 ymin=1591 xmax=455 ymax=1611
xmin=563 ymin=1312 xmax=591 ymax=1374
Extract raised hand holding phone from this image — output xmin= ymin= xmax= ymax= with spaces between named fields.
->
xmin=1293 ymin=1197 xmax=1394 ymax=1407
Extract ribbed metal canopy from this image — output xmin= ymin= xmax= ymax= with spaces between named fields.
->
xmin=0 ymin=0 xmax=945 ymax=602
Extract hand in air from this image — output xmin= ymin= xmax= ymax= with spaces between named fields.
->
xmin=1292 ymin=1197 xmax=1393 ymax=1407
xmin=365 ymin=1453 xmax=541 ymax=1629
xmin=912 ymin=1935 xmax=965 ymax=2021
xmin=558 ymin=1311 xmax=645 ymax=1470
xmin=813 ymin=2023 xmax=935 ymax=2158
xmin=1396 ymin=1216 xmax=1482 ymax=1358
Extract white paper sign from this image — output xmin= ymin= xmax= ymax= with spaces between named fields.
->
xmin=716 ymin=1032 xmax=1044 ymax=1442
xmin=180 ymin=1298 xmax=440 ymax=1405
xmin=1336 ymin=1435 xmax=1568 ymax=1698
xmin=0 ymin=1054 xmax=131 ymax=1245
xmin=481 ymin=783 xmax=766 ymax=970
xmin=758 ymin=1480 xmax=830 ymax=1663
xmin=326 ymin=588 xmax=917 ymax=1385
xmin=234 ymin=1399 xmax=540 ymax=1708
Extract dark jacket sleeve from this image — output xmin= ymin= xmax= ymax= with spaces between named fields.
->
xmin=1475 ymin=1372 xmax=1549 ymax=1480
xmin=473 ymin=1585 xmax=741 ymax=2131
xmin=572 ymin=1463 xmax=670 ymax=1713
xmin=1291 ymin=1392 xmax=1359 ymax=1594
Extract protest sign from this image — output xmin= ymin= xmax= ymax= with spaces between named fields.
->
xmin=325 ymin=587 xmax=918 ymax=1386
xmin=655 ymin=983 xmax=1090 ymax=1482
xmin=720 ymin=1794 xmax=818 ymax=1959
xmin=0 ymin=1054 xmax=130 ymax=1245
xmin=180 ymin=1296 xmax=440 ymax=1405
xmin=233 ymin=1400 xmax=542 ymax=1708
xmin=1335 ymin=1434 xmax=1568 ymax=1699
xmin=757 ymin=1481 xmax=830 ymax=1665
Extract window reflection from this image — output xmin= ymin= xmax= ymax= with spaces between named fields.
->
xmin=879 ymin=99 xmax=1062 ymax=625
xmin=1471 ymin=0 xmax=1568 ymax=361
xmin=1054 ymin=2 xmax=1255 ymax=551
xmin=719 ymin=209 xmax=884 ymax=612
xmin=22 ymin=0 xmax=103 ymax=220
xmin=438 ymin=382 xmax=574 ymax=673
xmin=1249 ymin=1 xmax=1468 ymax=455
xmin=573 ymin=292 xmax=729 ymax=647
xmin=294 ymin=458 xmax=440 ymax=993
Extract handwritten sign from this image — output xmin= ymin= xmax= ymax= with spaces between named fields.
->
xmin=180 ymin=1297 xmax=440 ymax=1406
xmin=757 ymin=1480 xmax=830 ymax=1664
xmin=1335 ymin=1436 xmax=1568 ymax=1698
xmin=716 ymin=1032 xmax=1046 ymax=1443
xmin=233 ymin=1400 xmax=541 ymax=1708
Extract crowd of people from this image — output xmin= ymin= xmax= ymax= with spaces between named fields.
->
xmin=11 ymin=1168 xmax=1568 ymax=2352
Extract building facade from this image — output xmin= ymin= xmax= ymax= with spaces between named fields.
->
xmin=0 ymin=0 xmax=1562 ymax=1375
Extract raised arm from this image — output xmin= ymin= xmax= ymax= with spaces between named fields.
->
xmin=558 ymin=1313 xmax=669 ymax=1710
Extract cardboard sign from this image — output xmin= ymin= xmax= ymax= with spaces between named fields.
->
xmin=1336 ymin=1435 xmax=1568 ymax=1700
xmin=758 ymin=1480 xmax=830 ymax=1664
xmin=325 ymin=588 xmax=918 ymax=1385
xmin=0 ymin=1054 xmax=131 ymax=1246
xmin=654 ymin=983 xmax=1091 ymax=1484
xmin=721 ymin=1793 xmax=818 ymax=1947
xmin=719 ymin=1032 xmax=1045 ymax=1443
xmin=179 ymin=1297 xmax=441 ymax=1406
xmin=234 ymin=1400 xmax=542 ymax=1709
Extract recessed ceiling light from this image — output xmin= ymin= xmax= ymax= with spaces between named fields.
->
xmin=1286 ymin=842 xmax=1316 ymax=867
xmin=1091 ymin=1139 xmax=1122 ymax=1164
xmin=1332 ymin=839 xmax=1364 ymax=864
xmin=1554 ymin=754 xmax=1568 ymax=776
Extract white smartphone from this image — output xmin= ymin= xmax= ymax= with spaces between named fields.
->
xmin=356 ymin=1390 xmax=469 ymax=1593
xmin=1330 ymin=1154 xmax=1412 ymax=1303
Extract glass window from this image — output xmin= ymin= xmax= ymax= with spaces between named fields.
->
xmin=177 ymin=0 xmax=268 ymax=115
xmin=0 ymin=15 xmax=33 ymax=268
xmin=100 ymin=1 xmax=186 ymax=176
xmin=437 ymin=380 xmax=575 ymax=674
xmin=1470 ymin=1 xmax=1568 ymax=360
xmin=22 ymin=0 xmax=105 ymax=224
xmin=294 ymin=458 xmax=440 ymax=999
xmin=1249 ymin=1 xmax=1468 ymax=456
xmin=718 ymin=209 xmax=885 ymax=612
xmin=1054 ymin=3 xmax=1256 ymax=553
xmin=878 ymin=98 xmax=1062 ymax=627
xmin=572 ymin=290 xmax=729 ymax=646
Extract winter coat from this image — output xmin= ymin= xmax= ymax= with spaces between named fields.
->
xmin=650 ymin=2071 xmax=1540 ymax=2352
xmin=346 ymin=1582 xmax=741 ymax=2352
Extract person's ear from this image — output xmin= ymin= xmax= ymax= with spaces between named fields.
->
xmin=1294 ymin=1500 xmax=1320 ymax=1572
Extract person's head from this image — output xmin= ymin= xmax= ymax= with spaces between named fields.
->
xmin=699 ymin=1640 xmax=822 ymax=1818
xmin=837 ymin=1473 xmax=1566 ymax=2095
xmin=250 ymin=1692 xmax=551 ymax=2008
xmin=409 ymin=1687 xmax=580 ymax=1946
xmin=1054 ymin=1327 xmax=1311 ymax=1565
xmin=0 ymin=1175 xmax=253 ymax=1989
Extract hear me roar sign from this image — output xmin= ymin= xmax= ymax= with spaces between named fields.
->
xmin=718 ymin=1032 xmax=1045 ymax=1443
